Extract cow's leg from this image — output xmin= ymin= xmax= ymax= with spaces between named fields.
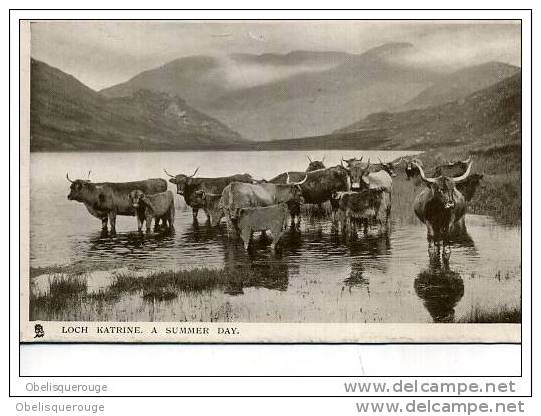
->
xmin=108 ymin=212 xmax=117 ymax=235
xmin=270 ymin=225 xmax=285 ymax=252
xmin=145 ymin=215 xmax=152 ymax=233
xmin=136 ymin=216 xmax=143 ymax=233
xmin=192 ymin=208 xmax=199 ymax=222
xmin=363 ymin=219 xmax=369 ymax=235
xmin=169 ymin=206 xmax=175 ymax=230
xmin=240 ymin=228 xmax=252 ymax=251
xmin=204 ymin=208 xmax=211 ymax=223
xmin=101 ymin=217 xmax=108 ymax=232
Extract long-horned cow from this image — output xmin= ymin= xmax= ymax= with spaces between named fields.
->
xmin=164 ymin=168 xmax=253 ymax=222
xmin=271 ymin=165 xmax=349 ymax=224
xmin=66 ymin=175 xmax=167 ymax=234
xmin=412 ymin=160 xmax=473 ymax=261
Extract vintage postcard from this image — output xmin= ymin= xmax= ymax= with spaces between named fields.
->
xmin=20 ymin=20 xmax=522 ymax=343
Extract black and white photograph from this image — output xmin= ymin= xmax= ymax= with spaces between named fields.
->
xmin=21 ymin=19 xmax=522 ymax=342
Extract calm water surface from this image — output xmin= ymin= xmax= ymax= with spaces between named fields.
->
xmin=29 ymin=151 xmax=521 ymax=323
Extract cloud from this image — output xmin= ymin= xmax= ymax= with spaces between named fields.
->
xmin=30 ymin=21 xmax=521 ymax=90
xmin=218 ymin=58 xmax=338 ymax=89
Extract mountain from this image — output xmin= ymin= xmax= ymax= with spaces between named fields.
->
xmin=100 ymin=43 xmax=442 ymax=141
xmin=400 ymin=62 xmax=520 ymax=111
xmin=332 ymin=72 xmax=521 ymax=151
xmin=30 ymin=59 xmax=244 ymax=151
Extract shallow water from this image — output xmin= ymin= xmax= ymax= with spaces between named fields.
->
xmin=29 ymin=151 xmax=521 ymax=323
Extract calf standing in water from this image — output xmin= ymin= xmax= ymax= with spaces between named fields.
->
xmin=129 ymin=190 xmax=175 ymax=233
xmin=237 ymin=203 xmax=289 ymax=252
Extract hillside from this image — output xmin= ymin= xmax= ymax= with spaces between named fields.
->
xmin=332 ymin=72 xmax=521 ymax=151
xmin=30 ymin=59 xmax=244 ymax=151
xmin=400 ymin=62 xmax=520 ymax=110
xmin=101 ymin=43 xmax=441 ymax=141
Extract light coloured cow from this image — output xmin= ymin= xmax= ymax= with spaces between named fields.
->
xmin=219 ymin=179 xmax=305 ymax=227
xmin=237 ymin=203 xmax=289 ymax=251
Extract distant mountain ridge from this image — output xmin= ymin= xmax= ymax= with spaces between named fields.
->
xmin=100 ymin=43 xmax=444 ymax=141
xmin=399 ymin=61 xmax=520 ymax=111
xmin=30 ymin=59 xmax=244 ymax=151
xmin=331 ymin=72 xmax=521 ymax=151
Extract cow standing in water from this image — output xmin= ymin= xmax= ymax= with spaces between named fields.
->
xmin=164 ymin=168 xmax=253 ymax=223
xmin=412 ymin=160 xmax=473 ymax=263
xmin=336 ymin=188 xmax=391 ymax=237
xmin=217 ymin=177 xmax=305 ymax=236
xmin=129 ymin=189 xmax=175 ymax=233
xmin=237 ymin=204 xmax=290 ymax=252
xmin=66 ymin=175 xmax=167 ymax=234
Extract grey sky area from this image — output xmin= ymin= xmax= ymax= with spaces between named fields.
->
xmin=31 ymin=20 xmax=521 ymax=91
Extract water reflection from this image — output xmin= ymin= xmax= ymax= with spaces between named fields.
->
xmin=414 ymin=255 xmax=464 ymax=323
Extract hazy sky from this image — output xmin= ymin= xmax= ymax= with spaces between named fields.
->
xmin=30 ymin=20 xmax=521 ymax=91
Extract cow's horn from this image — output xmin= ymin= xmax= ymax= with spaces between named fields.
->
xmin=452 ymin=160 xmax=473 ymax=184
xmin=286 ymin=172 xmax=291 ymax=184
xmin=66 ymin=173 xmax=74 ymax=183
xmin=294 ymin=174 xmax=308 ymax=186
xmin=191 ymin=167 xmax=199 ymax=177
xmin=462 ymin=156 xmax=472 ymax=164
xmin=163 ymin=168 xmax=175 ymax=178
xmin=414 ymin=162 xmax=438 ymax=184
xmin=87 ymin=170 xmax=92 ymax=180
xmin=378 ymin=157 xmax=384 ymax=165
xmin=306 ymin=155 xmax=312 ymax=163
xmin=321 ymin=155 xmax=325 ymax=163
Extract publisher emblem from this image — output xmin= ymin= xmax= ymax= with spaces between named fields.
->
xmin=34 ymin=324 xmax=44 ymax=338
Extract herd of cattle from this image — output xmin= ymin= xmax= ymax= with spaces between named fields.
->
xmin=66 ymin=155 xmax=483 ymax=258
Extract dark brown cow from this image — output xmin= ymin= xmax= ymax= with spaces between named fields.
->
xmin=270 ymin=165 xmax=349 ymax=225
xmin=413 ymin=161 xmax=473 ymax=262
xmin=405 ymin=158 xmax=424 ymax=180
xmin=66 ymin=176 xmax=167 ymax=234
xmin=306 ymin=155 xmax=326 ymax=172
xmin=164 ymin=168 xmax=253 ymax=222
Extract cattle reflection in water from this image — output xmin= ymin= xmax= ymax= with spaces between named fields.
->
xmin=413 ymin=227 xmax=477 ymax=322
xmin=414 ymin=258 xmax=464 ymax=323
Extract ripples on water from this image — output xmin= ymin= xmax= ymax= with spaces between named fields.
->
xmin=29 ymin=151 xmax=521 ymax=323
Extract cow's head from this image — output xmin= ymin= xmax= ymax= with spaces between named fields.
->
xmin=128 ymin=189 xmax=150 ymax=209
xmin=341 ymin=156 xmax=364 ymax=170
xmin=405 ymin=158 xmax=423 ymax=180
xmin=66 ymin=173 xmax=94 ymax=202
xmin=348 ymin=160 xmax=372 ymax=191
xmin=414 ymin=160 xmax=473 ymax=210
xmin=292 ymin=174 xmax=308 ymax=202
xmin=376 ymin=158 xmax=398 ymax=177
xmin=306 ymin=155 xmax=326 ymax=172
xmin=163 ymin=167 xmax=199 ymax=195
